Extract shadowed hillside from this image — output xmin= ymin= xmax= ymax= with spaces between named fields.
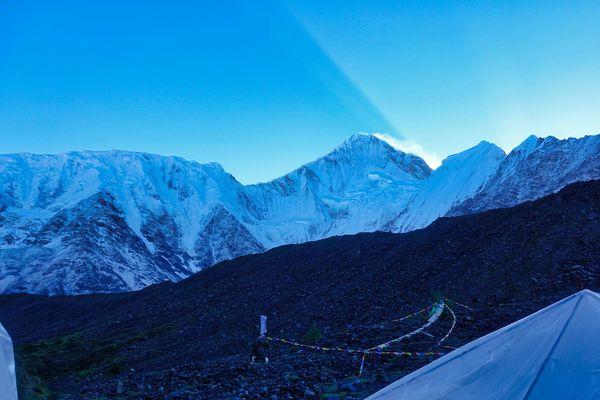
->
xmin=1 ymin=180 xmax=599 ymax=399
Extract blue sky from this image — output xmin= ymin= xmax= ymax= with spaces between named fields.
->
xmin=1 ymin=0 xmax=599 ymax=183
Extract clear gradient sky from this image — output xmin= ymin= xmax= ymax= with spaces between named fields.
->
xmin=1 ymin=0 xmax=599 ymax=183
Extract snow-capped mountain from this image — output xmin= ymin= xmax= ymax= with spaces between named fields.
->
xmin=449 ymin=135 xmax=600 ymax=216
xmin=0 ymin=152 xmax=264 ymax=293
xmin=0 ymin=133 xmax=598 ymax=294
xmin=247 ymin=134 xmax=431 ymax=246
xmin=392 ymin=141 xmax=506 ymax=232
xmin=0 ymin=134 xmax=431 ymax=294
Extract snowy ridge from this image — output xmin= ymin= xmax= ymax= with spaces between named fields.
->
xmin=1 ymin=133 xmax=599 ymax=294
xmin=246 ymin=134 xmax=431 ymax=246
xmin=394 ymin=141 xmax=506 ymax=232
xmin=449 ymin=134 xmax=600 ymax=215
xmin=0 ymin=151 xmax=263 ymax=293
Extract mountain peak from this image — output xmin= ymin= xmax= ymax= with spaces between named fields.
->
xmin=441 ymin=140 xmax=505 ymax=166
xmin=334 ymin=133 xmax=397 ymax=154
xmin=318 ymin=133 xmax=431 ymax=181
xmin=512 ymin=135 xmax=542 ymax=154
xmin=474 ymin=140 xmax=498 ymax=149
xmin=3 ymin=134 xmax=598 ymax=295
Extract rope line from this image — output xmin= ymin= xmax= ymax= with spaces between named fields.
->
xmin=358 ymin=353 xmax=367 ymax=376
xmin=351 ymin=302 xmax=436 ymax=329
xmin=265 ymin=300 xmax=448 ymax=358
xmin=265 ymin=336 xmax=445 ymax=357
xmin=445 ymin=298 xmax=473 ymax=312
xmin=262 ymin=298 xmax=472 ymax=376
xmin=390 ymin=303 xmax=435 ymax=323
xmin=368 ymin=301 xmax=445 ymax=351
xmin=437 ymin=303 xmax=456 ymax=345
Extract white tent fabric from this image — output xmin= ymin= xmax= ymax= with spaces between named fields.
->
xmin=0 ymin=322 xmax=17 ymax=400
xmin=367 ymin=289 xmax=600 ymax=400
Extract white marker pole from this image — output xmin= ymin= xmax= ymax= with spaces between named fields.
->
xmin=260 ymin=315 xmax=267 ymax=337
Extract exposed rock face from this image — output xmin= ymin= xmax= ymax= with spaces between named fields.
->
xmin=449 ymin=135 xmax=600 ymax=215
xmin=0 ymin=133 xmax=598 ymax=294
xmin=1 ymin=180 xmax=599 ymax=399
xmin=0 ymin=152 xmax=261 ymax=294
xmin=0 ymin=135 xmax=431 ymax=294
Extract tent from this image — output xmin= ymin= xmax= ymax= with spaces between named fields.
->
xmin=0 ymin=322 xmax=17 ymax=400
xmin=367 ymin=289 xmax=600 ymax=400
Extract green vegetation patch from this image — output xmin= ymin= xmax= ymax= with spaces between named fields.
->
xmin=303 ymin=323 xmax=324 ymax=344
xmin=16 ymin=323 xmax=176 ymax=399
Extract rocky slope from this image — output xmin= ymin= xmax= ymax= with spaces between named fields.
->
xmin=1 ymin=180 xmax=599 ymax=399
xmin=1 ymin=133 xmax=599 ymax=294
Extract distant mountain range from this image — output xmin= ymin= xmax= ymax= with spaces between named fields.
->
xmin=1 ymin=133 xmax=599 ymax=294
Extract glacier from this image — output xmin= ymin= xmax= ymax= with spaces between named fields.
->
xmin=0 ymin=133 xmax=598 ymax=294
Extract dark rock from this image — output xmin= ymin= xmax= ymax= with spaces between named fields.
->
xmin=2 ymin=181 xmax=600 ymax=399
